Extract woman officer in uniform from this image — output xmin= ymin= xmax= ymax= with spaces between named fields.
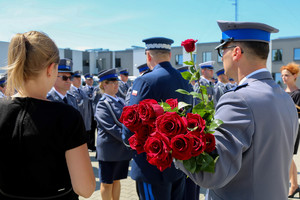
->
xmin=95 ymin=69 xmax=132 ymax=200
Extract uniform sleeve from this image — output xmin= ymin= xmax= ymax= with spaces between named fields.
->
xmin=95 ymin=100 xmax=123 ymax=142
xmin=63 ymin=107 xmax=87 ymax=151
xmin=175 ymin=91 xmax=255 ymax=189
xmin=129 ymin=77 xmax=151 ymax=105
xmin=122 ymin=77 xmax=151 ymax=145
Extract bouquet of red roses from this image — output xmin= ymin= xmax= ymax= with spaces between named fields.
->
xmin=120 ymin=98 xmax=220 ymax=173
xmin=120 ymin=39 xmax=222 ymax=173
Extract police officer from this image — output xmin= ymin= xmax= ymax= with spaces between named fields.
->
xmin=122 ymin=37 xmax=192 ymax=200
xmin=47 ymin=58 xmax=78 ymax=110
xmin=214 ymin=68 xmax=233 ymax=104
xmin=0 ymin=75 xmax=7 ymax=98
xmin=95 ymin=69 xmax=132 ymax=200
xmin=116 ymin=69 xmax=132 ymax=100
xmin=125 ymin=63 xmax=150 ymax=105
xmin=82 ymin=73 xmax=97 ymax=151
xmin=69 ymin=71 xmax=92 ymax=136
xmin=175 ymin=20 xmax=299 ymax=200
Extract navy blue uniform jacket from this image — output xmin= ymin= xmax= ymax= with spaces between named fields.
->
xmin=122 ymin=61 xmax=193 ymax=183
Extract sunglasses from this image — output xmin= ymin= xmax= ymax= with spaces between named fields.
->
xmin=57 ymin=75 xmax=73 ymax=81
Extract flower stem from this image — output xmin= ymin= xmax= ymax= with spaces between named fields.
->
xmin=190 ymin=52 xmax=204 ymax=102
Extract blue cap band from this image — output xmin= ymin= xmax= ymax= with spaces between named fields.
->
xmin=0 ymin=80 xmax=5 ymax=84
xmin=100 ymin=73 xmax=118 ymax=82
xmin=138 ymin=66 xmax=149 ymax=73
xmin=216 ymin=70 xmax=225 ymax=76
xmin=222 ymin=29 xmax=271 ymax=42
xmin=58 ymin=65 xmax=71 ymax=71
xmin=120 ymin=71 xmax=128 ymax=75
xmin=201 ymin=65 xmax=214 ymax=69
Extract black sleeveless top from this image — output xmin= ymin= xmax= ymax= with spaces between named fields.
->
xmin=0 ymin=97 xmax=87 ymax=199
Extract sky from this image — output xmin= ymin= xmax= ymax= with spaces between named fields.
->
xmin=0 ymin=0 xmax=299 ymax=51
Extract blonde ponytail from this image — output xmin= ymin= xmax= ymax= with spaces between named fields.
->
xmin=6 ymin=31 xmax=59 ymax=96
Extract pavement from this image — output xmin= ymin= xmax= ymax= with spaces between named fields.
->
xmin=79 ymin=151 xmax=300 ymax=200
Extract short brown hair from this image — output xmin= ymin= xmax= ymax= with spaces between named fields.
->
xmin=236 ymin=41 xmax=269 ymax=60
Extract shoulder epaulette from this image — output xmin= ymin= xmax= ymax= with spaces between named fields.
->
xmin=225 ymin=83 xmax=248 ymax=93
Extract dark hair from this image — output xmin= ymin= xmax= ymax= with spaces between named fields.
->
xmin=238 ymin=41 xmax=269 ymax=60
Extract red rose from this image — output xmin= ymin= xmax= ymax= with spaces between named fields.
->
xmin=186 ymin=113 xmax=205 ymax=133
xmin=144 ymin=132 xmax=172 ymax=172
xmin=181 ymin=39 xmax=198 ymax=53
xmin=171 ymin=134 xmax=193 ymax=160
xmin=187 ymin=132 xmax=206 ymax=157
xmin=205 ymin=133 xmax=216 ymax=153
xmin=139 ymin=99 xmax=164 ymax=127
xmin=128 ymin=134 xmax=145 ymax=154
xmin=134 ymin=124 xmax=154 ymax=138
xmin=166 ymin=98 xmax=178 ymax=109
xmin=120 ymin=105 xmax=142 ymax=132
xmin=156 ymin=112 xmax=187 ymax=139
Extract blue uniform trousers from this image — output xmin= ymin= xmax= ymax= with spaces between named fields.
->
xmin=136 ymin=176 xmax=185 ymax=200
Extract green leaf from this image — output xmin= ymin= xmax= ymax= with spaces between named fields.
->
xmin=181 ymin=71 xmax=192 ymax=81
xmin=195 ymin=153 xmax=216 ymax=173
xmin=189 ymin=66 xmax=196 ymax=73
xmin=183 ymin=61 xmax=194 ymax=66
xmin=189 ymin=92 xmax=203 ymax=100
xmin=209 ymin=119 xmax=223 ymax=130
xmin=190 ymin=71 xmax=200 ymax=82
xmin=192 ymin=102 xmax=206 ymax=117
xmin=183 ymin=157 xmax=197 ymax=173
xmin=176 ymin=89 xmax=191 ymax=95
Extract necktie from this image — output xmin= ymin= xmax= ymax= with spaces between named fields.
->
xmin=63 ymin=97 xmax=68 ymax=104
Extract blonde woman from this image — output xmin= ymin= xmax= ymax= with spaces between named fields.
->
xmin=0 ymin=31 xmax=95 ymax=200
xmin=95 ymin=69 xmax=131 ymax=200
xmin=281 ymin=62 xmax=300 ymax=198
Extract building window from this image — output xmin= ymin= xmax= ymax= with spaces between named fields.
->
xmin=97 ymin=58 xmax=106 ymax=70
xmin=115 ymin=58 xmax=121 ymax=68
xmin=272 ymin=49 xmax=282 ymax=61
xmin=175 ymin=54 xmax=183 ymax=65
xmin=272 ymin=72 xmax=284 ymax=88
xmin=83 ymin=59 xmax=89 ymax=66
xmin=202 ymin=52 xmax=212 ymax=62
xmin=294 ymin=48 xmax=300 ymax=61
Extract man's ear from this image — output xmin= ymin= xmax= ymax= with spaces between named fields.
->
xmin=147 ymin=51 xmax=152 ymax=62
xmin=232 ymin=46 xmax=243 ymax=61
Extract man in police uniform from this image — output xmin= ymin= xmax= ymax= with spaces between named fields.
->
xmin=122 ymin=37 xmax=192 ymax=200
xmin=193 ymin=61 xmax=215 ymax=106
xmin=116 ymin=68 xmax=132 ymax=100
xmin=69 ymin=71 xmax=92 ymax=140
xmin=125 ymin=63 xmax=149 ymax=105
xmin=82 ymin=73 xmax=97 ymax=151
xmin=47 ymin=58 xmax=78 ymax=110
xmin=0 ymin=75 xmax=7 ymax=98
xmin=214 ymin=68 xmax=233 ymax=104
xmin=175 ymin=21 xmax=299 ymax=200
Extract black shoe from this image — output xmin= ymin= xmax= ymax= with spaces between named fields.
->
xmin=288 ymin=187 xmax=300 ymax=198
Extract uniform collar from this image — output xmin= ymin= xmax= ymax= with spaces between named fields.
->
xmin=239 ymin=68 xmax=269 ymax=85
xmin=104 ymin=93 xmax=120 ymax=102
xmin=201 ymin=76 xmax=211 ymax=84
xmin=53 ymin=87 xmax=66 ymax=99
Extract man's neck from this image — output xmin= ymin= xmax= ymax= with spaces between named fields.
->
xmin=54 ymin=87 xmax=67 ymax=96
xmin=149 ymin=60 xmax=170 ymax=70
